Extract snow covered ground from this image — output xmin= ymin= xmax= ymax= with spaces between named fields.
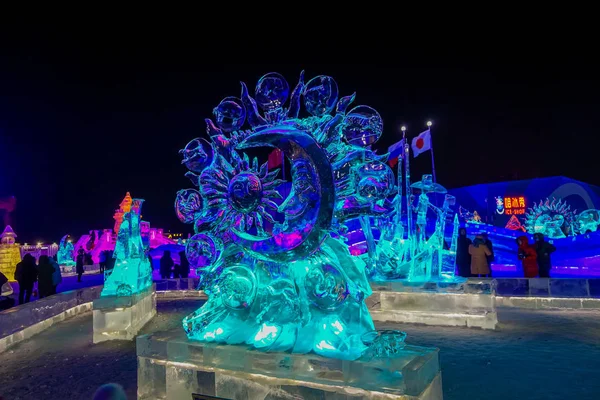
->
xmin=0 ymin=299 xmax=599 ymax=400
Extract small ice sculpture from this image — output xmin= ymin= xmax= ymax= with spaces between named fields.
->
xmin=361 ymin=330 xmax=407 ymax=358
xmin=57 ymin=235 xmax=75 ymax=266
xmin=174 ymin=72 xmax=401 ymax=360
xmin=101 ymin=199 xmax=152 ymax=297
xmin=576 ymin=209 xmax=600 ymax=234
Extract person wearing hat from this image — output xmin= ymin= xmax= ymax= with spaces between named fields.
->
xmin=468 ymin=234 xmax=492 ymax=277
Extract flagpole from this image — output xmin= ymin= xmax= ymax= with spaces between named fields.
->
xmin=281 ymin=150 xmax=286 ymax=196
xmin=427 ymin=121 xmax=437 ymax=184
xmin=395 ymin=126 xmax=406 ymax=229
xmin=404 ymin=132 xmax=412 ymax=242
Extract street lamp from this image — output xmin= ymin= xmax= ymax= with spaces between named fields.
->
xmin=426 ymin=121 xmax=433 ymax=127
xmin=401 ymin=126 xmax=406 ymax=132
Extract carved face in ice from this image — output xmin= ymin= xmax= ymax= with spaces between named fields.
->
xmin=180 ymin=138 xmax=211 ymax=173
xmin=213 ymin=97 xmax=246 ymax=132
xmin=228 ymin=172 xmax=263 ymax=213
xmin=303 ymin=75 xmax=339 ymax=116
xmin=175 ymin=189 xmax=203 ymax=224
xmin=186 ymin=233 xmax=221 ymax=270
xmin=341 ymin=106 xmax=383 ymax=147
xmin=255 ymin=72 xmax=290 ymax=112
xmin=353 ymin=161 xmax=394 ymax=202
xmin=278 ymin=159 xmax=318 ymax=221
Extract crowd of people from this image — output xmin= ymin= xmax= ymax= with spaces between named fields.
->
xmin=0 ymin=247 xmax=194 ymax=311
xmin=457 ymin=228 xmax=556 ymax=278
xmin=517 ymin=233 xmax=556 ymax=278
xmin=0 ymin=254 xmax=63 ymax=306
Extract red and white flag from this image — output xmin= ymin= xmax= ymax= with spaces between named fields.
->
xmin=411 ymin=129 xmax=431 ymax=158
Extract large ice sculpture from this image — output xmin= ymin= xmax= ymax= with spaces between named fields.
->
xmin=524 ymin=197 xmax=577 ymax=238
xmin=101 ymin=198 xmax=152 ymax=296
xmin=174 ymin=72 xmax=408 ymax=360
xmin=57 ymin=235 xmax=75 ymax=266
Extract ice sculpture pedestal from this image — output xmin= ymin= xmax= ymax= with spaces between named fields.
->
xmin=369 ymin=280 xmax=498 ymax=330
xmin=93 ymin=283 xmax=156 ymax=344
xmin=137 ymin=328 xmax=442 ymax=400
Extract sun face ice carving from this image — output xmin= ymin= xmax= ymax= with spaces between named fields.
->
xmin=175 ymin=71 xmax=401 ymax=360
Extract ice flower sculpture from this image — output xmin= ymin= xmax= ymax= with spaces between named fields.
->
xmin=57 ymin=235 xmax=75 ymax=266
xmin=101 ymin=198 xmax=152 ymax=296
xmin=175 ymin=72 xmax=404 ymax=360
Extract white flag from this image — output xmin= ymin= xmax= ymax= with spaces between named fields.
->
xmin=411 ymin=129 xmax=431 ymax=157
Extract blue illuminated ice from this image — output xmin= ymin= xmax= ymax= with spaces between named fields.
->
xmin=57 ymin=235 xmax=75 ymax=266
xmin=174 ymin=72 xmax=409 ymax=360
xmin=101 ymin=199 xmax=152 ymax=297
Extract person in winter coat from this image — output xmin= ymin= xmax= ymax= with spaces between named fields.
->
xmin=533 ymin=233 xmax=556 ymax=278
xmin=99 ymin=250 xmax=107 ymax=273
xmin=517 ymin=236 xmax=538 ymax=278
xmin=50 ymin=254 xmax=62 ymax=294
xmin=14 ymin=253 xmax=38 ymax=304
xmin=179 ymin=251 xmax=190 ymax=279
xmin=481 ymin=232 xmax=495 ymax=276
xmin=104 ymin=250 xmax=115 ymax=277
xmin=37 ymin=255 xmax=56 ymax=298
xmin=76 ymin=249 xmax=85 ymax=282
xmin=0 ymin=270 xmax=15 ymax=310
xmin=456 ymin=228 xmax=472 ymax=277
xmin=468 ymin=235 xmax=492 ymax=276
xmin=159 ymin=250 xmax=174 ymax=279
xmin=0 ymin=271 xmax=8 ymax=290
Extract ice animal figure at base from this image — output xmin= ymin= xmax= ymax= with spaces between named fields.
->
xmin=101 ymin=199 xmax=152 ymax=297
xmin=57 ymin=235 xmax=75 ymax=266
xmin=175 ymin=72 xmax=405 ymax=361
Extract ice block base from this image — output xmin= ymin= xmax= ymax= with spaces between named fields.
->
xmin=93 ymin=283 xmax=156 ymax=343
xmin=136 ymin=328 xmax=442 ymax=400
xmin=369 ymin=280 xmax=497 ymax=330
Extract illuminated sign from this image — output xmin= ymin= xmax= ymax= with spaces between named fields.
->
xmin=502 ymin=196 xmax=526 ymax=215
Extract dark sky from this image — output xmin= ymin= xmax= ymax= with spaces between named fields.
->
xmin=1 ymin=36 xmax=598 ymax=242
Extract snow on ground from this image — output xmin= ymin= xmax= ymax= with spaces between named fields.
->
xmin=0 ymin=300 xmax=599 ymax=400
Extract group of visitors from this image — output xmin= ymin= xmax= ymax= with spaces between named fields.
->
xmin=517 ymin=233 xmax=556 ymax=278
xmin=457 ymin=228 xmax=495 ymax=277
xmin=159 ymin=250 xmax=190 ymax=279
xmin=457 ymin=228 xmax=557 ymax=278
xmin=12 ymin=253 xmax=63 ymax=304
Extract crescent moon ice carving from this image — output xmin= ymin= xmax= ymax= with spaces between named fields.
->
xmin=177 ymin=71 xmax=383 ymax=360
xmin=229 ymin=125 xmax=334 ymax=262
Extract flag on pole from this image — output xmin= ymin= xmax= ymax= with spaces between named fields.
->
xmin=267 ymin=148 xmax=283 ymax=169
xmin=411 ymin=129 xmax=431 ymax=157
xmin=387 ymin=139 xmax=405 ymax=167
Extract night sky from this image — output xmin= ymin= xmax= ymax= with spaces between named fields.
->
xmin=1 ymin=36 xmax=597 ymax=243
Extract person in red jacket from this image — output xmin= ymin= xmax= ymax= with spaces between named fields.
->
xmin=517 ymin=236 xmax=538 ymax=278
